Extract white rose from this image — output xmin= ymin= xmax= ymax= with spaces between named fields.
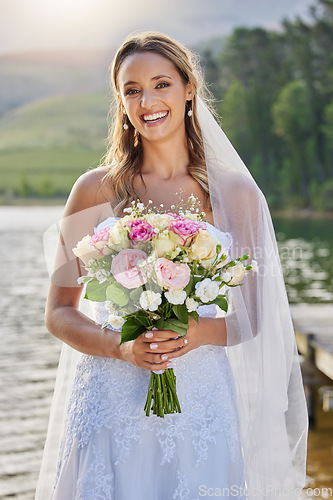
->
xmin=195 ymin=278 xmax=220 ymax=303
xmin=185 ymin=297 xmax=199 ymax=312
xmin=251 ymin=260 xmax=258 ymax=272
xmin=139 ymin=290 xmax=162 ymax=311
xmin=164 ymin=289 xmax=187 ymax=305
xmin=228 ymin=262 xmax=246 ymax=286
xmin=221 ymin=271 xmax=232 ymax=283
xmin=108 ymin=314 xmax=125 ymax=330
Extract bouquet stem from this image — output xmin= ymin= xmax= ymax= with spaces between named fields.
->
xmin=144 ymin=368 xmax=181 ymax=417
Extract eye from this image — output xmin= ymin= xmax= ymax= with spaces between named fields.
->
xmin=156 ymin=82 xmax=170 ymax=89
xmin=125 ymin=88 xmax=140 ymax=96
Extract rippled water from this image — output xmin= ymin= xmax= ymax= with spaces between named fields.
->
xmin=275 ymin=218 xmax=333 ymax=303
xmin=0 ymin=207 xmax=332 ymax=499
xmin=0 ymin=207 xmax=63 ymax=499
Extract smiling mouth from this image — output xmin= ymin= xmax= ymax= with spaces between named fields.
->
xmin=140 ymin=111 xmax=169 ymax=124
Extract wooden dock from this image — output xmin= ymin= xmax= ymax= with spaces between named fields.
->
xmin=291 ymin=304 xmax=333 ymax=426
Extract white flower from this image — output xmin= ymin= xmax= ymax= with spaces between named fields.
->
xmin=165 ymin=289 xmax=187 ymax=305
xmin=186 ymin=297 xmax=199 ymax=312
xmin=77 ymin=276 xmax=86 ymax=284
xmin=222 ymin=271 xmax=232 ymax=283
xmin=195 ymin=278 xmax=220 ymax=303
xmin=108 ymin=314 xmax=125 ymax=330
xmin=251 ymin=260 xmax=258 ymax=272
xmin=139 ymin=290 xmax=162 ymax=311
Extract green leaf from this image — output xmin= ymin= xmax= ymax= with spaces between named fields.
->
xmin=129 ymin=286 xmax=143 ymax=304
xmin=106 ymin=283 xmax=129 ymax=307
xmin=84 ymin=278 xmax=109 ymax=302
xmin=188 ymin=311 xmax=199 ymax=323
xmin=120 ymin=319 xmax=146 ymax=344
xmin=183 ymin=275 xmax=194 ymax=295
xmin=155 ymin=317 xmax=188 ymax=336
xmin=172 ymin=303 xmax=188 ymax=324
xmin=238 ymin=254 xmax=249 ymax=261
xmin=214 ymin=296 xmax=228 ymax=312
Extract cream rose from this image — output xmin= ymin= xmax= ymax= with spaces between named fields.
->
xmin=145 ymin=213 xmax=171 ymax=230
xmin=189 ymin=230 xmax=219 ymax=262
xmin=228 ymin=262 xmax=246 ymax=285
xmin=108 ymin=221 xmax=130 ymax=250
xmin=153 ymin=233 xmax=177 ymax=258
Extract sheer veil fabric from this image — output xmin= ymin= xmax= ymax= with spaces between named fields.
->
xmin=35 ymin=97 xmax=308 ymax=499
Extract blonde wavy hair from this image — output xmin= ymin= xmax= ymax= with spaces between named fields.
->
xmin=102 ymin=31 xmax=213 ymax=216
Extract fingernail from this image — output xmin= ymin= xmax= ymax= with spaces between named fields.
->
xmin=166 ymin=361 xmax=173 ymax=368
xmin=152 ymin=327 xmax=158 ymax=331
xmin=161 ymin=354 xmax=168 ymax=361
xmin=145 ymin=332 xmax=153 ymax=338
xmin=150 ymin=343 xmax=158 ymax=350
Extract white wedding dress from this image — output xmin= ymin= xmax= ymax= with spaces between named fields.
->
xmin=51 ymin=217 xmax=246 ymax=500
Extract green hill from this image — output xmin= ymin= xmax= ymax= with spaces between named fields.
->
xmin=0 ymin=91 xmax=112 ymax=201
xmin=0 ymin=91 xmax=110 ymax=150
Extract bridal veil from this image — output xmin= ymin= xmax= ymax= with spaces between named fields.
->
xmin=36 ymin=96 xmax=308 ymax=499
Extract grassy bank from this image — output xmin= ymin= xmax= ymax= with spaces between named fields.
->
xmin=0 ymin=147 xmax=104 ymax=200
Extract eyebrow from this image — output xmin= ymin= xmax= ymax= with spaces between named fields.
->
xmin=123 ymin=74 xmax=173 ymax=87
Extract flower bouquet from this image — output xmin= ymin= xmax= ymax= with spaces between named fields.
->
xmin=73 ymin=196 xmax=257 ymax=417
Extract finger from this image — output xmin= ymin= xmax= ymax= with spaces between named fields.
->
xmin=146 ymin=337 xmax=186 ymax=353
xmin=167 ymin=344 xmax=190 ymax=360
xmin=141 ymin=360 xmax=172 ymax=371
xmin=142 ymin=329 xmax=182 ymax=343
xmin=142 ymin=352 xmax=171 ymax=363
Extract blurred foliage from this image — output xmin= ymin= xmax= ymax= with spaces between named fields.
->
xmin=198 ymin=0 xmax=333 ymax=211
xmin=0 ymin=0 xmax=332 ymax=210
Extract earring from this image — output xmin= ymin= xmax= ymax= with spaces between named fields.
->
xmin=188 ymin=109 xmax=193 ymax=117
xmin=123 ymin=111 xmax=129 ymax=130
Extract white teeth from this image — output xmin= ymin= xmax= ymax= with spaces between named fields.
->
xmin=143 ymin=111 xmax=168 ymax=122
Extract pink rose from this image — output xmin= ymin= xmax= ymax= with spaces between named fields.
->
xmin=111 ymin=249 xmax=148 ymax=289
xmin=155 ymin=258 xmax=190 ymax=290
xmin=169 ymin=217 xmax=206 ymax=246
xmin=91 ymin=226 xmax=112 ymax=256
xmin=128 ymin=219 xmax=154 ymax=241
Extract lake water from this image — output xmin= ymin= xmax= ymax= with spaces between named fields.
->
xmin=0 ymin=206 xmax=332 ymax=499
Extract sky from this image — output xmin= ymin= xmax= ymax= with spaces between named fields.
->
xmin=0 ymin=0 xmax=314 ymax=55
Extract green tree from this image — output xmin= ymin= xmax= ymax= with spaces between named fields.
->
xmin=272 ymin=80 xmax=314 ymax=205
xmin=218 ymin=80 xmax=249 ymax=162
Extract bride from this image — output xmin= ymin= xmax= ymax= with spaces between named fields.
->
xmin=36 ymin=32 xmax=308 ymax=499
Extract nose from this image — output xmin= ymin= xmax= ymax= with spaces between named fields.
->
xmin=140 ymin=89 xmax=157 ymax=110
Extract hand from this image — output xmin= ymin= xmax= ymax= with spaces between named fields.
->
xmin=118 ymin=328 xmax=184 ymax=371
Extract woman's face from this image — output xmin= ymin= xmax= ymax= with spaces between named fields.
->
xmin=117 ymin=51 xmax=192 ymax=143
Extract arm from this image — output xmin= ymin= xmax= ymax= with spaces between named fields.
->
xmin=45 ymin=169 xmax=174 ymax=370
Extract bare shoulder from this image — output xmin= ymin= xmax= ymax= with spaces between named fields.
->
xmin=64 ymin=167 xmax=115 ymax=216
